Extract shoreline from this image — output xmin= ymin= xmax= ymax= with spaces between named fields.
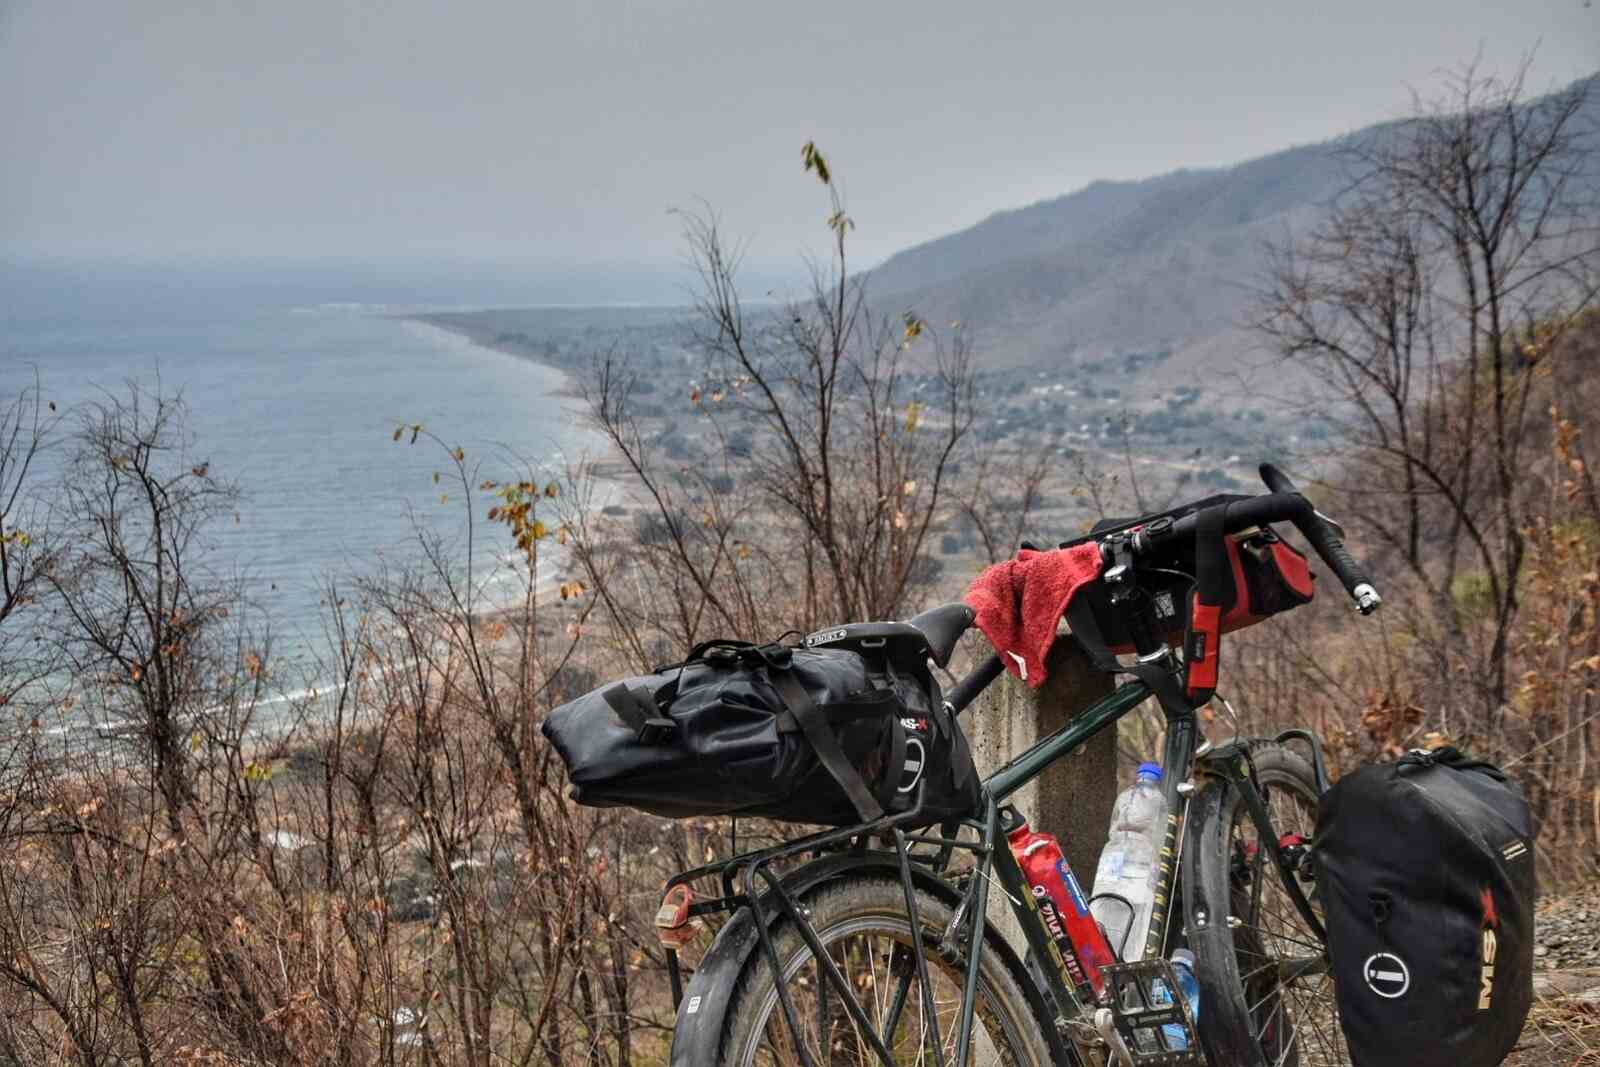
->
xmin=8 ymin=305 xmax=655 ymax=775
xmin=399 ymin=308 xmax=652 ymax=568
xmin=400 ymin=313 xmax=587 ymax=403
xmin=398 ymin=305 xmax=694 ymax=398
xmin=398 ymin=314 xmax=612 ymax=603
xmin=400 ymin=308 xmax=684 ymax=488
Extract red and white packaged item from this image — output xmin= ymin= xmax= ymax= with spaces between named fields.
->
xmin=1008 ymin=822 xmax=1116 ymax=1004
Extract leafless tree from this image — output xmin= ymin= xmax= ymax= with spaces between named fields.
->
xmin=0 ymin=372 xmax=63 ymax=713
xmin=954 ymin=441 xmax=1055 ymax=564
xmin=1256 ymin=62 xmax=1598 ymax=719
xmin=44 ymin=385 xmax=250 ymax=826
xmin=578 ymin=145 xmax=1000 ymax=663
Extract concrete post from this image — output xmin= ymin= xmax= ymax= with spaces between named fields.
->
xmin=966 ymin=636 xmax=1117 ymax=954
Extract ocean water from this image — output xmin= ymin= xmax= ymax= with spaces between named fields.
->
xmin=1 ymin=263 xmax=609 ymax=686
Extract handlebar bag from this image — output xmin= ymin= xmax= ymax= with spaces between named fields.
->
xmin=1053 ymin=497 xmax=1316 ymax=709
xmin=1315 ymin=747 xmax=1535 ymax=1067
xmin=1062 ymin=523 xmax=1314 ymax=654
xmin=541 ymin=638 xmax=979 ymax=827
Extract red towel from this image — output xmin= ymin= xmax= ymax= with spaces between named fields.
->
xmin=963 ymin=544 xmax=1104 ymax=687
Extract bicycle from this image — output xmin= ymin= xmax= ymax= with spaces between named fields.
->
xmin=655 ymin=463 xmax=1383 ymax=1067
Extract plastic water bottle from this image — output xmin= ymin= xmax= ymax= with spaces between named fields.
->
xmin=1090 ymin=762 xmax=1168 ymax=960
xmin=1152 ymin=948 xmax=1200 ymax=1049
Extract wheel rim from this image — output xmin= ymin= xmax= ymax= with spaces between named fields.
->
xmin=737 ymin=913 xmax=1039 ymax=1067
xmin=1223 ymin=771 xmax=1349 ymax=1067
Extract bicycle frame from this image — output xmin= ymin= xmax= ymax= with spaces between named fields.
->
xmin=661 ymin=674 xmax=1326 ymax=1067
xmin=953 ymin=676 xmax=1204 ymax=1063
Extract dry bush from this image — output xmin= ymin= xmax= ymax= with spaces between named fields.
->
xmin=567 ymin=146 xmax=1046 ymax=668
xmin=0 ymin=388 xmax=692 ymax=1065
xmin=1241 ymin=63 xmax=1600 ymax=887
xmin=1219 ymin=316 xmax=1600 ymax=885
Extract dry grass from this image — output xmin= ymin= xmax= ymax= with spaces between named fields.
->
xmin=1517 ymin=976 xmax=1600 ymax=1066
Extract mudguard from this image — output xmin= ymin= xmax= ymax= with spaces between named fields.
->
xmin=1180 ymin=777 xmax=1245 ymax=1066
xmin=668 ymin=850 xmax=1069 ymax=1065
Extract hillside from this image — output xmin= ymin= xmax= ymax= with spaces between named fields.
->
xmin=865 ymin=73 xmax=1598 ymax=398
xmin=864 ymin=138 xmax=1355 ymax=394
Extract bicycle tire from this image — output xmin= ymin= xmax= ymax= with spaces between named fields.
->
xmin=711 ymin=876 xmax=1065 ymax=1067
xmin=1186 ymin=742 xmax=1350 ymax=1066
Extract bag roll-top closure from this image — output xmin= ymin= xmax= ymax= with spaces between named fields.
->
xmin=1397 ymin=745 xmax=1509 ymax=782
xmin=601 ymin=639 xmax=783 ymax=745
xmin=608 ymin=639 xmax=909 ymax=748
xmin=671 ymin=637 xmax=791 ymax=670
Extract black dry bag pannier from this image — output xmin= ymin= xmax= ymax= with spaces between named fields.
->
xmin=541 ymin=637 xmax=979 ymax=827
xmin=1315 ymin=747 xmax=1535 ymax=1067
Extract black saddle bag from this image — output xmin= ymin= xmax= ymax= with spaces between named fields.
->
xmin=542 ymin=638 xmax=979 ymax=827
xmin=1315 ymin=747 xmax=1536 ymax=1067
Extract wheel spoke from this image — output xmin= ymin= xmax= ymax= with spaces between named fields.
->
xmin=1202 ymin=754 xmax=1348 ymax=1067
xmin=737 ymin=900 xmax=1042 ymax=1067
xmin=1239 ymin=923 xmax=1325 ymax=954
xmin=1258 ymin=986 xmax=1289 ymax=1053
xmin=881 ymin=964 xmax=914 ymax=1049
xmin=1271 ymin=1017 xmax=1299 ymax=1067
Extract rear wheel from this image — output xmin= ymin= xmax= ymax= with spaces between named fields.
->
xmin=1187 ymin=743 xmax=1349 ymax=1067
xmin=715 ymin=878 xmax=1063 ymax=1067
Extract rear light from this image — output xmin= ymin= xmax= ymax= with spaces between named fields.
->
xmin=655 ymin=884 xmax=698 ymax=948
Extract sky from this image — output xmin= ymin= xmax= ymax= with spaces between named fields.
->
xmin=2 ymin=0 xmax=1597 ymax=274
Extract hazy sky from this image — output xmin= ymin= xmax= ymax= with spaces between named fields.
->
xmin=3 ymin=0 xmax=1596 ymax=271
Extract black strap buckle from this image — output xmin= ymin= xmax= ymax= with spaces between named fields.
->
xmin=769 ymin=668 xmax=885 ymax=822
xmin=757 ymin=643 xmax=793 ymax=669
xmin=602 ymin=682 xmax=677 ymax=745
xmin=636 ymin=716 xmax=677 ymax=745
xmin=701 ymin=644 xmax=743 ymax=666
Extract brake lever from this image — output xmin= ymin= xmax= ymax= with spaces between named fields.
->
xmin=1262 ymin=462 xmax=1379 ymax=614
xmin=1313 ymin=508 xmax=1347 ymax=543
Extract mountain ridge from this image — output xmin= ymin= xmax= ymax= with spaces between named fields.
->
xmin=862 ymin=75 xmax=1597 ymax=396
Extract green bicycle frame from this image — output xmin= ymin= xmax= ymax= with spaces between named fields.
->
xmin=949 ymin=677 xmax=1203 ymax=1064
xmin=656 ymin=662 xmax=1324 ymax=1067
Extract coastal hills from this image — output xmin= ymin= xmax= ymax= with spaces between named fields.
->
xmin=864 ymin=71 xmax=1599 ymax=396
xmin=424 ymin=71 xmax=1597 ymax=496
xmin=864 ymin=156 xmax=1345 ymax=393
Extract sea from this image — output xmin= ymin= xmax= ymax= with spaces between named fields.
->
xmin=1 ymin=259 xmax=633 ymax=705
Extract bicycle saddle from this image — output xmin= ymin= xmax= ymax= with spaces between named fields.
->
xmin=905 ymin=602 xmax=975 ymax=667
xmin=801 ymin=602 xmax=974 ymax=669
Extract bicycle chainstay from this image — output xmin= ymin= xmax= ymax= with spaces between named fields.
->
xmin=1093 ymin=959 xmax=1204 ymax=1066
